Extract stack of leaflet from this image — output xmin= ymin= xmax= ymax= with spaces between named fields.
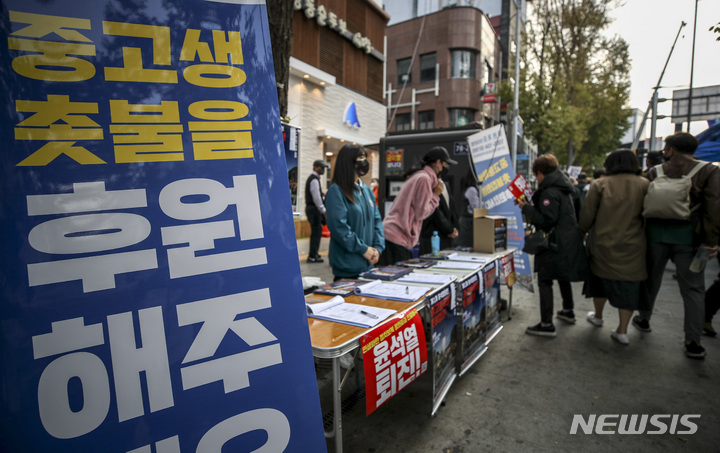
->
xmin=354 ymin=280 xmax=430 ymax=302
xmin=313 ymin=280 xmax=363 ymax=297
xmin=306 ymin=296 xmax=396 ymax=328
xmin=358 ymin=266 xmax=412 ymax=281
xmin=395 ymin=258 xmax=436 ymax=268
xmin=396 ymin=273 xmax=455 ymax=285
xmin=431 ymin=260 xmax=483 ymax=271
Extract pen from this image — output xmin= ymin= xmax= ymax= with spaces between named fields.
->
xmin=360 ymin=310 xmax=378 ymax=319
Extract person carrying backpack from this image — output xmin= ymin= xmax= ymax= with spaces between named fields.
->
xmin=634 ymin=132 xmax=720 ymax=359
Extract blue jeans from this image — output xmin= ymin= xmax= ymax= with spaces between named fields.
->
xmin=640 ymin=242 xmax=705 ymax=343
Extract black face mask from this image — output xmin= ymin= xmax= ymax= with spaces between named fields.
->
xmin=317 ymin=168 xmax=325 ymax=176
xmin=438 ymin=165 xmax=449 ymax=180
xmin=355 ymin=159 xmax=369 ymax=176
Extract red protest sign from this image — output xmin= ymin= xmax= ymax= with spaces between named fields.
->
xmin=507 ymin=173 xmax=533 ymax=201
xmin=500 ymin=252 xmax=516 ymax=287
xmin=361 ymin=308 xmax=428 ymax=415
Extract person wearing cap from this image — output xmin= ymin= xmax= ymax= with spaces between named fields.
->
xmin=305 ymin=159 xmax=330 ymax=263
xmin=379 ymin=146 xmax=457 ymax=264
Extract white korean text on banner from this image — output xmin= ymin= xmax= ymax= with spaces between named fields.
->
xmin=429 ymin=284 xmax=457 ymax=414
xmin=0 ymin=1 xmax=327 ymax=451
xmin=458 ymin=271 xmax=486 ymax=375
xmin=360 ymin=308 xmax=428 ymax=415
xmin=468 ymin=125 xmax=534 ymax=292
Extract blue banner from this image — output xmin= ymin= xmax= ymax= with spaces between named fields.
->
xmin=468 ymin=125 xmax=534 ymax=292
xmin=0 ymin=1 xmax=326 ymax=451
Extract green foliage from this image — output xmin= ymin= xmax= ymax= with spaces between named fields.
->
xmin=503 ymin=0 xmax=631 ymax=166
xmin=711 ymin=21 xmax=720 ymax=41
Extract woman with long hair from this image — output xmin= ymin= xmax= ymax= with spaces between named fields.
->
xmin=324 ymin=145 xmax=385 ymax=280
xmin=580 ymin=149 xmax=649 ymax=345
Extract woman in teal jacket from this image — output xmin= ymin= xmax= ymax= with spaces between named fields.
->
xmin=325 ymin=145 xmax=385 ymax=280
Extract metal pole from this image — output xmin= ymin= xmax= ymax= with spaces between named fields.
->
xmin=631 ymin=21 xmax=686 ymax=151
xmin=650 ymin=91 xmax=658 ymax=152
xmin=687 ymin=0 xmax=698 ymax=131
xmin=511 ymin=0 xmax=522 ymax=173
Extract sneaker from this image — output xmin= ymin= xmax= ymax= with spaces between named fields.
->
xmin=586 ymin=311 xmax=604 ymax=327
xmin=526 ymin=322 xmax=556 ymax=338
xmin=632 ymin=316 xmax=651 ymax=332
xmin=307 ymin=256 xmax=324 ymax=263
xmin=611 ymin=330 xmax=629 ymax=345
xmin=556 ymin=309 xmax=577 ymax=324
xmin=703 ymin=323 xmax=717 ymax=338
xmin=684 ymin=341 xmax=706 ymax=359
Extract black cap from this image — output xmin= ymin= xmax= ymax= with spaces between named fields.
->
xmin=313 ymin=160 xmax=330 ymax=168
xmin=423 ymin=146 xmax=458 ymax=165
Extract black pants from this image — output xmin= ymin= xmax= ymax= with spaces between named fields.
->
xmin=306 ymin=205 xmax=322 ymax=258
xmin=379 ymin=240 xmax=412 ymax=266
xmin=538 ymin=278 xmax=574 ymax=324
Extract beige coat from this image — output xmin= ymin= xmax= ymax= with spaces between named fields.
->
xmin=579 ymin=174 xmax=650 ymax=281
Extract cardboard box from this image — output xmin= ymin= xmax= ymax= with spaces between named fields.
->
xmin=473 ymin=209 xmax=507 ymax=253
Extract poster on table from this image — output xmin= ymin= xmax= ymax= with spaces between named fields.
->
xmin=0 ymin=1 xmax=327 ymax=452
xmin=360 ymin=308 xmax=428 ymax=416
xmin=428 ymin=284 xmax=457 ymax=415
xmin=468 ymin=125 xmax=533 ymax=292
xmin=458 ymin=271 xmax=486 ymax=375
xmin=483 ymin=261 xmax=502 ymax=343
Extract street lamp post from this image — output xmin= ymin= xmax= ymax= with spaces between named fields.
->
xmin=511 ymin=0 xmax=522 ymax=174
xmin=687 ymin=0 xmax=698 ymax=131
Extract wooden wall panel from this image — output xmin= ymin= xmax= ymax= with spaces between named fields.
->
xmin=291 ymin=10 xmax=319 ymax=66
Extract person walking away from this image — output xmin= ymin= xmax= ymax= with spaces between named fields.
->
xmin=579 ymin=150 xmax=649 ymax=345
xmin=419 ymin=173 xmax=458 ymax=255
xmin=305 ymin=159 xmax=330 ymax=263
xmin=704 ymin=255 xmax=720 ymax=337
xmin=635 ymin=132 xmax=720 ymax=359
xmin=380 ymin=146 xmax=457 ymax=264
xmin=644 ymin=150 xmax=664 ymax=175
xmin=517 ymin=153 xmax=588 ymax=337
xmin=324 ymin=145 xmax=384 ymax=280
xmin=457 ymin=169 xmax=482 ymax=248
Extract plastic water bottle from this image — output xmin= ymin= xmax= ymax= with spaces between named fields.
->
xmin=431 ymin=231 xmax=440 ymax=256
xmin=689 ymin=245 xmax=710 ymax=273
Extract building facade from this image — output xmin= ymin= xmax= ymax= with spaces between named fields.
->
xmin=287 ymin=0 xmax=389 ymax=224
xmin=385 ymin=5 xmax=502 ymax=133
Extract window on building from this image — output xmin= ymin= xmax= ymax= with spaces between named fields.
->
xmin=397 ymin=58 xmax=412 ymax=86
xmin=481 ymin=59 xmax=492 ymax=87
xmin=419 ymin=53 xmax=436 ymax=83
xmin=418 ymin=110 xmax=435 ymax=130
xmin=451 ymin=49 xmax=476 ymax=79
xmin=396 ymin=113 xmax=411 ymax=131
xmin=449 ymin=108 xmax=474 ymax=127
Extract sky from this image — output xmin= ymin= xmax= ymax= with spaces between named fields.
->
xmin=606 ymin=0 xmax=720 ymax=139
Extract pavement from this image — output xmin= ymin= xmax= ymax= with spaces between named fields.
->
xmin=296 ymin=237 xmax=720 ymax=453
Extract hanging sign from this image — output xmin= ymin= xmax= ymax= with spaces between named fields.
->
xmin=468 ymin=125 xmax=534 ymax=293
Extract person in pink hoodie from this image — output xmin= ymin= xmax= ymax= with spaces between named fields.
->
xmin=379 ymin=146 xmax=457 ymax=265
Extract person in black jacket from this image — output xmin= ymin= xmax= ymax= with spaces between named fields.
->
xmin=305 ymin=159 xmax=330 ymax=263
xmin=517 ymin=153 xmax=588 ymax=337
